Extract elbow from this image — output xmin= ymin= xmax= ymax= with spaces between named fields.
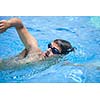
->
xmin=15 ymin=18 xmax=24 ymax=29
xmin=9 ymin=17 xmax=24 ymax=29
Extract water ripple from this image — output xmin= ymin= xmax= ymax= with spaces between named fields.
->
xmin=55 ymin=27 xmax=76 ymax=34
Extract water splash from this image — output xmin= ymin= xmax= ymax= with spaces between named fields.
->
xmin=68 ymin=69 xmax=85 ymax=83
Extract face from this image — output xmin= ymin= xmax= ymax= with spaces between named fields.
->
xmin=43 ymin=42 xmax=62 ymax=57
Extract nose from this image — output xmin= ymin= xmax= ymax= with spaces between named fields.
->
xmin=47 ymin=48 xmax=54 ymax=53
xmin=47 ymin=48 xmax=52 ymax=51
xmin=46 ymin=48 xmax=54 ymax=55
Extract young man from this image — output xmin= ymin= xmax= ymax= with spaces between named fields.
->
xmin=0 ymin=18 xmax=74 ymax=64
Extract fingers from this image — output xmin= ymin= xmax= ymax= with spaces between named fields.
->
xmin=0 ymin=24 xmax=3 ymax=26
xmin=0 ymin=21 xmax=2 ymax=24
xmin=0 ymin=26 xmax=4 ymax=30
xmin=0 ymin=22 xmax=5 ymax=33
xmin=0 ymin=20 xmax=4 ymax=24
xmin=0 ymin=24 xmax=4 ymax=29
xmin=0 ymin=21 xmax=4 ymax=28
xmin=0 ymin=20 xmax=6 ymax=30
xmin=0 ymin=20 xmax=7 ymax=33
xmin=0 ymin=23 xmax=5 ymax=29
xmin=0 ymin=20 xmax=5 ymax=25
xmin=0 ymin=20 xmax=6 ymax=23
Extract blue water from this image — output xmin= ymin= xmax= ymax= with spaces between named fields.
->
xmin=0 ymin=16 xmax=100 ymax=83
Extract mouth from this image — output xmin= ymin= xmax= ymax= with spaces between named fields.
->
xmin=43 ymin=51 xmax=50 ymax=57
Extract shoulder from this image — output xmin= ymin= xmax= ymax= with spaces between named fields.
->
xmin=19 ymin=52 xmax=44 ymax=64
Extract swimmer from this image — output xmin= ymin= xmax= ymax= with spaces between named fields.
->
xmin=0 ymin=18 xmax=75 ymax=64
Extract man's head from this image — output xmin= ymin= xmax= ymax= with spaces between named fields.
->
xmin=44 ymin=39 xmax=74 ymax=57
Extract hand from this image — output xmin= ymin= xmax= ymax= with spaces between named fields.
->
xmin=0 ymin=20 xmax=10 ymax=33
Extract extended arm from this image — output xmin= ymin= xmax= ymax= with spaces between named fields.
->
xmin=0 ymin=18 xmax=41 ymax=52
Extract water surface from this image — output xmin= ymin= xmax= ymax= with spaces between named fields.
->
xmin=0 ymin=16 xmax=100 ymax=83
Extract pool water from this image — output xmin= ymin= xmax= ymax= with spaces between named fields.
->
xmin=0 ymin=16 xmax=100 ymax=83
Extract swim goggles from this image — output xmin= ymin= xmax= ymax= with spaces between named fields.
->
xmin=48 ymin=43 xmax=61 ymax=54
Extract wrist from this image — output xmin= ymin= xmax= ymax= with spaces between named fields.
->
xmin=7 ymin=20 xmax=12 ymax=28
